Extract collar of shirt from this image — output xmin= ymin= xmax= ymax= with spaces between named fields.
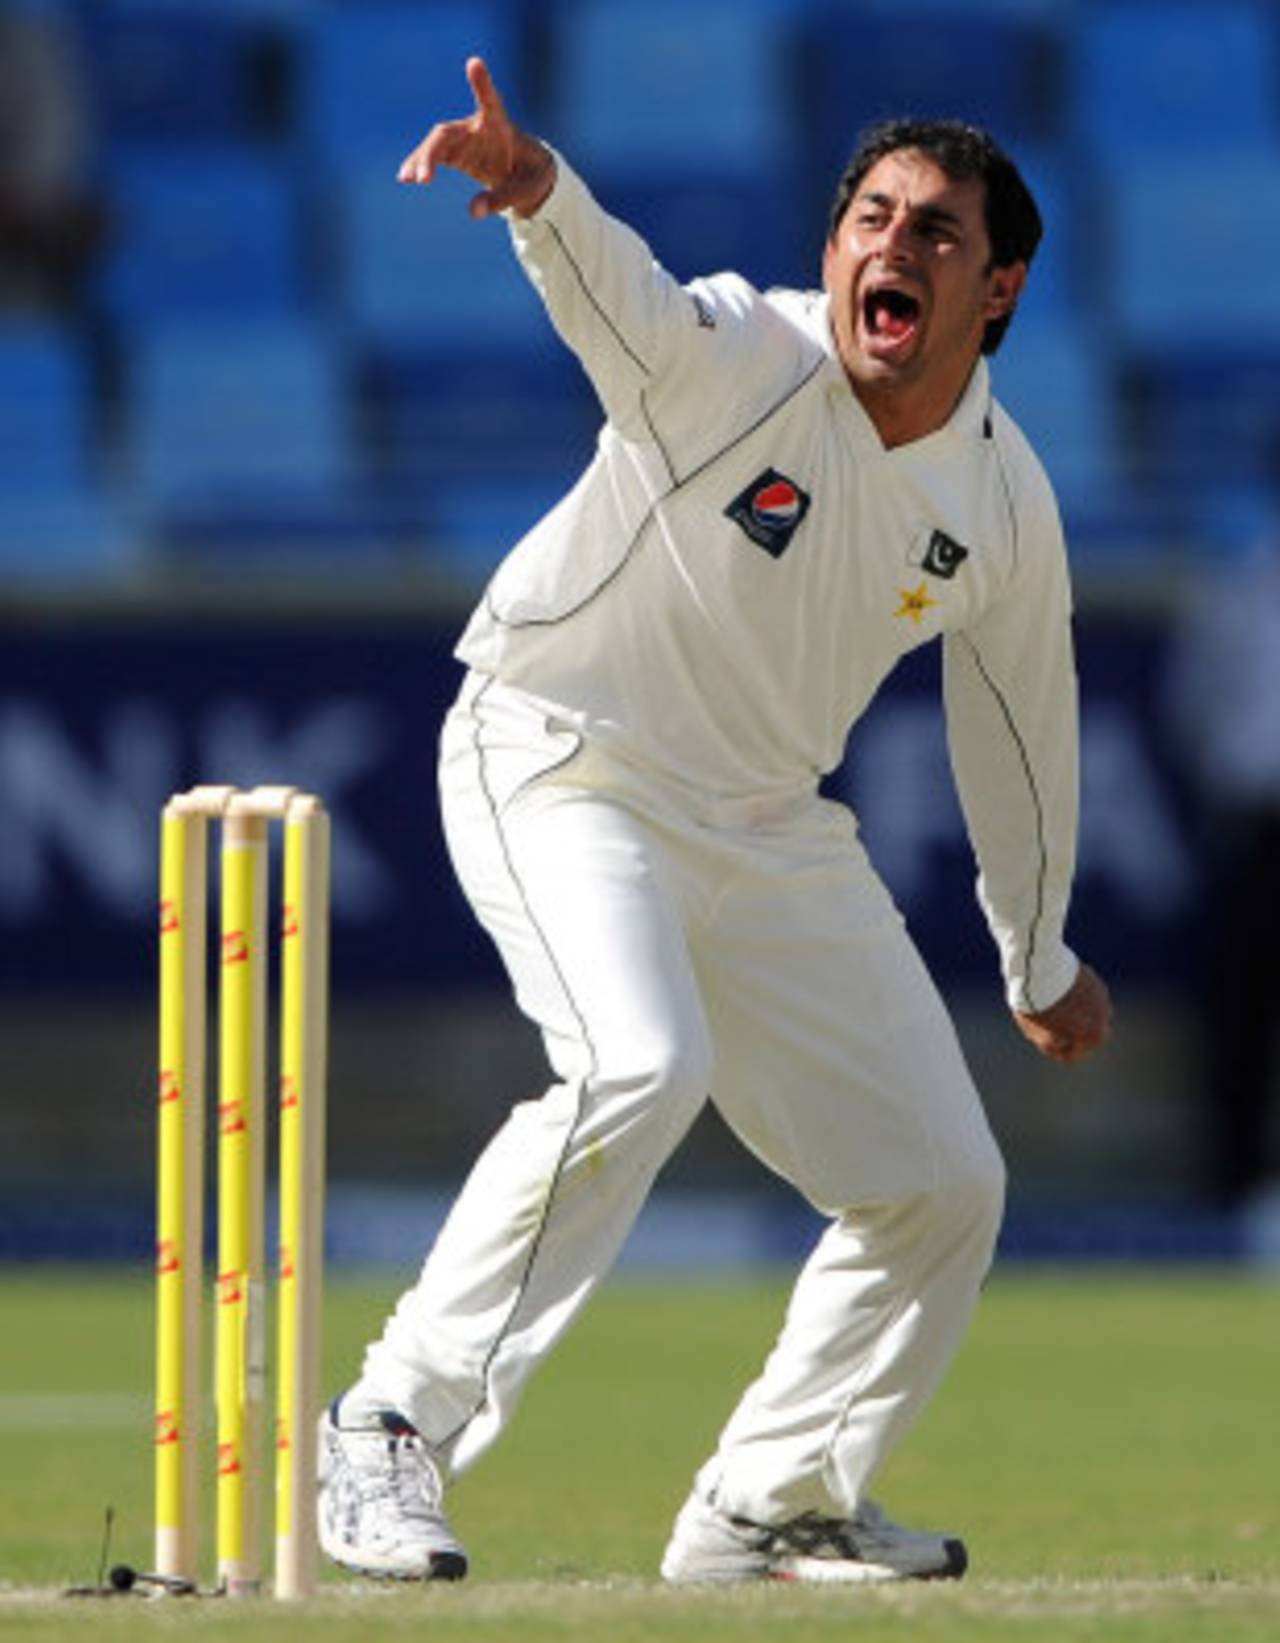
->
xmin=804 ymin=292 xmax=993 ymax=456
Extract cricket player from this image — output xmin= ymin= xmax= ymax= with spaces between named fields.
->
xmin=318 ymin=57 xmax=1112 ymax=1584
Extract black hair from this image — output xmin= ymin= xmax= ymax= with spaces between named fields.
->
xmin=827 ymin=118 xmax=1042 ymax=355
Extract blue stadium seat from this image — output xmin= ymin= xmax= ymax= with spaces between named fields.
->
xmin=1055 ymin=485 xmax=1190 ymax=567
xmin=1186 ymin=483 xmax=1277 ymax=559
xmin=427 ymin=472 xmax=579 ymax=582
xmin=1071 ymin=1 xmax=1278 ymax=155
xmin=856 ymin=0 xmax=1070 ymax=12
xmin=0 ymin=323 xmax=134 ymax=584
xmin=991 ymin=320 xmax=1125 ymax=512
xmin=1107 ymin=152 xmax=1280 ymax=353
xmin=801 ymin=5 xmax=1062 ymax=193
xmin=597 ymin=172 xmax=811 ymax=293
xmin=331 ymin=164 xmax=544 ymax=347
xmin=96 ymin=147 xmax=304 ymax=323
xmin=0 ymin=324 xmax=93 ymax=493
xmin=1135 ymin=353 xmax=1280 ymax=494
xmin=0 ymin=491 xmax=136 ymax=584
xmin=1011 ymin=150 xmax=1078 ymax=326
xmin=94 ymin=0 xmax=312 ymax=14
xmin=369 ymin=344 xmax=596 ymax=497
xmin=296 ymin=3 xmax=523 ymax=167
xmin=79 ymin=7 xmax=269 ymax=143
xmin=159 ymin=490 xmax=413 ymax=567
xmin=126 ymin=319 xmax=355 ymax=512
xmin=551 ymin=0 xmax=798 ymax=180
xmin=368 ymin=338 xmax=597 ymax=580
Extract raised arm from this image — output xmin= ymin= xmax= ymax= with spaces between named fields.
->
xmin=397 ymin=56 xmax=556 ymax=220
xmin=395 ymin=58 xmax=813 ymax=457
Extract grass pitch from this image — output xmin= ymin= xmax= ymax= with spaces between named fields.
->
xmin=0 ymin=1264 xmax=1277 ymax=1641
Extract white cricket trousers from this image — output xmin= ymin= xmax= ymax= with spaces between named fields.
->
xmin=357 ymin=673 xmax=1005 ymax=1524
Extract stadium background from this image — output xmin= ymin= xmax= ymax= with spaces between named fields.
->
xmin=2 ymin=0 xmax=1278 ymax=1266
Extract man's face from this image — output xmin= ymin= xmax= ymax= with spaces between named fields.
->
xmin=822 ymin=149 xmax=1025 ymax=436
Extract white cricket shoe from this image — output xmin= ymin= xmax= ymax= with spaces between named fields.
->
xmin=661 ymin=1490 xmax=967 ymax=1584
xmin=317 ymin=1400 xmax=468 ymax=1581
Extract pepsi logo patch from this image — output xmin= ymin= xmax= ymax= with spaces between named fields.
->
xmin=724 ymin=468 xmax=811 ymax=558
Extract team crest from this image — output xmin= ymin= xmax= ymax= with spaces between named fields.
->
xmin=725 ymin=468 xmax=811 ymax=559
xmin=914 ymin=528 xmax=970 ymax=580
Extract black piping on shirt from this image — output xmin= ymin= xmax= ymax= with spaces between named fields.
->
xmin=484 ymin=355 xmax=827 ymax=633
xmin=953 ymin=632 xmax=1049 ymax=1012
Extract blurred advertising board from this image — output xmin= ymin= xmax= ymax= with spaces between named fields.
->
xmin=0 ymin=611 xmax=1196 ymax=996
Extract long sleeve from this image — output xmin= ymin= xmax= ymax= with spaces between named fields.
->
xmin=942 ymin=456 xmax=1080 ymax=1014
xmin=505 ymin=154 xmax=815 ymax=460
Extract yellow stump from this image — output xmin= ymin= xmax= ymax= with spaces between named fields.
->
xmin=155 ymin=804 xmax=208 ymax=1587
xmin=275 ymin=796 xmax=330 ymax=1599
xmin=155 ymin=785 xmax=328 ymax=1599
xmin=216 ymin=807 xmax=268 ymax=1598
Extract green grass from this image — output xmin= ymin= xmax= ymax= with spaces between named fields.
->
xmin=1 ymin=1265 xmax=1277 ymax=1641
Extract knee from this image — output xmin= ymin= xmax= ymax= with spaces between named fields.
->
xmin=591 ymin=1020 xmax=713 ymax=1130
xmin=634 ymin=1027 xmax=714 ymax=1115
xmin=932 ymin=1135 xmax=1006 ymax=1251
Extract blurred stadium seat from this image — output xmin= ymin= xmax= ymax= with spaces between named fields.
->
xmin=1107 ymin=152 xmax=1280 ymax=353
xmin=800 ymin=5 xmax=1062 ymax=193
xmin=594 ymin=172 xmax=811 ymax=293
xmin=6 ymin=0 xmax=1278 ymax=588
xmin=854 ymin=0 xmax=1070 ymax=12
xmin=427 ymin=473 xmax=584 ymax=582
xmin=369 ymin=343 xmax=595 ymax=493
xmin=329 ymin=163 xmax=544 ymax=346
xmin=296 ymin=2 xmax=524 ymax=166
xmin=551 ymin=0 xmax=797 ymax=179
xmin=999 ymin=148 xmax=1077 ymax=325
xmin=991 ymin=320 xmax=1126 ymax=510
xmin=0 ymin=323 xmax=94 ymax=493
xmin=126 ymin=318 xmax=355 ymax=512
xmin=0 ymin=491 xmax=135 ymax=583
xmin=1071 ymin=1 xmax=1278 ymax=154
xmin=79 ymin=6 xmax=271 ymax=143
xmin=96 ymin=0 xmax=313 ymax=14
xmin=0 ymin=321 xmax=133 ymax=583
xmin=1133 ymin=354 xmax=1280 ymax=494
xmin=95 ymin=146 xmax=304 ymax=322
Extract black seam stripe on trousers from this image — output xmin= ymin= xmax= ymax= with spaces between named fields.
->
xmin=437 ymin=676 xmax=597 ymax=1455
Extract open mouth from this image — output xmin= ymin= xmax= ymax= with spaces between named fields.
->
xmin=862 ymin=287 xmax=922 ymax=348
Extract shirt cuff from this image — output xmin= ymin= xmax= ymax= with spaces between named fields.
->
xmin=1007 ymin=945 xmax=1079 ymax=1015
xmin=504 ymin=145 xmax=573 ymax=232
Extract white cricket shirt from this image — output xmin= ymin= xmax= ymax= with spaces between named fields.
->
xmin=456 ymin=158 xmax=1081 ymax=1012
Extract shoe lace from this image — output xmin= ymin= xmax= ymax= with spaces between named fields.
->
xmin=764 ymin=1511 xmax=862 ymax=1560
xmin=361 ymin=1430 xmax=444 ymax=1531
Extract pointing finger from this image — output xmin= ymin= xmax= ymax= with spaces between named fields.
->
xmin=466 ymin=55 xmax=506 ymax=122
